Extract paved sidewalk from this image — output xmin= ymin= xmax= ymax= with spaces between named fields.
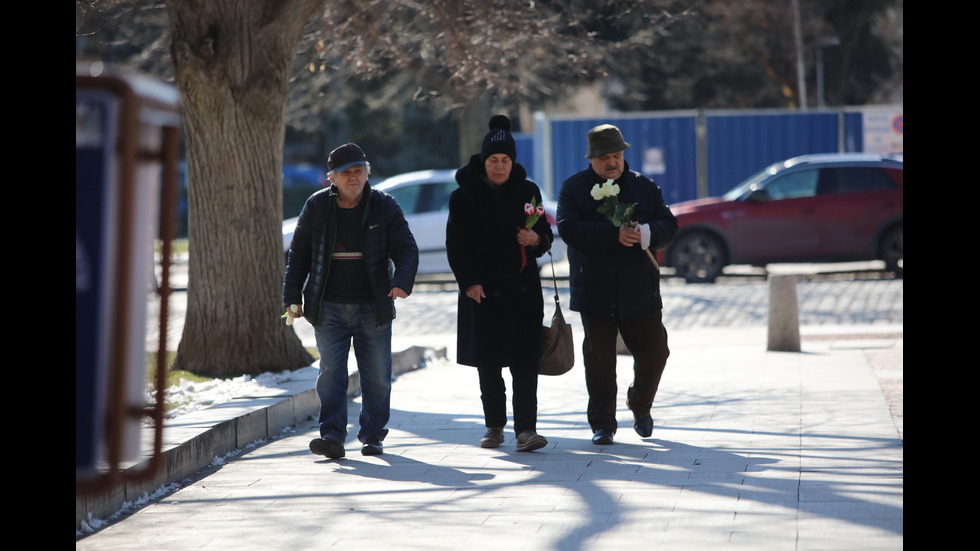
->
xmin=77 ymin=325 xmax=903 ymax=550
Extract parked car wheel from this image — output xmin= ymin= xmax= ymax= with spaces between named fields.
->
xmin=670 ymin=231 xmax=727 ymax=283
xmin=879 ymin=223 xmax=903 ymax=278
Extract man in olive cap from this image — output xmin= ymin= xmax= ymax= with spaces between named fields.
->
xmin=283 ymin=143 xmax=419 ymax=459
xmin=556 ymin=124 xmax=678 ymax=446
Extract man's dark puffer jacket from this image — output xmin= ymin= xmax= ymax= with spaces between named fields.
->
xmin=282 ymin=182 xmax=419 ymax=327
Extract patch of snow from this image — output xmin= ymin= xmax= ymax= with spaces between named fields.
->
xmin=146 ymin=367 xmax=316 ymax=420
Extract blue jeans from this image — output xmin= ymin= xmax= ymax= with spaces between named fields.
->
xmin=313 ymin=301 xmax=392 ymax=444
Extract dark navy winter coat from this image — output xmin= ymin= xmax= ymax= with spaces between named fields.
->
xmin=557 ymin=161 xmax=678 ymax=320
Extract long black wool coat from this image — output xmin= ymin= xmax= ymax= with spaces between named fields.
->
xmin=446 ymin=155 xmax=554 ymax=369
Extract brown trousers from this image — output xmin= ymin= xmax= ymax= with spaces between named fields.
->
xmin=581 ymin=311 xmax=670 ymax=432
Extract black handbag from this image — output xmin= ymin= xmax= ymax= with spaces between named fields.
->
xmin=539 ymin=252 xmax=574 ymax=376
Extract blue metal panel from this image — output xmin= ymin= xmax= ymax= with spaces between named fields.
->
xmin=705 ymin=111 xmax=841 ymax=197
xmin=548 ymin=114 xmax=698 ymax=204
xmin=549 ymin=118 xmax=598 ymax=195
xmin=533 ymin=107 xmax=896 ymax=205
xmin=514 ymin=133 xmax=535 ymax=187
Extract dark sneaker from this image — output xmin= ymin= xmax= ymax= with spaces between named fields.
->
xmin=633 ymin=413 xmax=654 ymax=438
xmin=480 ymin=427 xmax=505 ymax=449
xmin=361 ymin=437 xmax=383 ymax=456
xmin=516 ymin=430 xmax=548 ymax=452
xmin=310 ymin=437 xmax=345 ymax=459
xmin=591 ymin=428 xmax=615 ymax=445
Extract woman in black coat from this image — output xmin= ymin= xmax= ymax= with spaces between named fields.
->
xmin=446 ymin=115 xmax=554 ymax=452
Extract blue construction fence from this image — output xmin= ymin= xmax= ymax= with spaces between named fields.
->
xmin=524 ymin=105 xmax=903 ymax=204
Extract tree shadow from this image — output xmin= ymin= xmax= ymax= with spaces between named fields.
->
xmin=288 ymin=387 xmax=901 ymax=550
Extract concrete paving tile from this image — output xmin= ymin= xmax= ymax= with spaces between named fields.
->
xmin=81 ymin=306 xmax=902 ymax=549
xmin=796 ymin=516 xmax=902 ymax=548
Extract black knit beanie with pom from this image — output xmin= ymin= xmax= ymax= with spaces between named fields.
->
xmin=480 ymin=114 xmax=517 ymax=163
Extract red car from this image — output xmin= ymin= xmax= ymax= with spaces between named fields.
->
xmin=663 ymin=153 xmax=903 ymax=283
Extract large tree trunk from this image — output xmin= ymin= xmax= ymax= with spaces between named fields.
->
xmin=167 ymin=0 xmax=324 ymax=376
xmin=457 ymin=93 xmax=492 ymax=165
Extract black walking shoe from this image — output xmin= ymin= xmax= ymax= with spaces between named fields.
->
xmin=361 ymin=437 xmax=383 ymax=456
xmin=633 ymin=413 xmax=654 ymax=438
xmin=591 ymin=428 xmax=615 ymax=445
xmin=310 ymin=437 xmax=345 ymax=459
xmin=627 ymin=386 xmax=654 ymax=437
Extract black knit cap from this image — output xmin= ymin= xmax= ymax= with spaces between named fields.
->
xmin=326 ymin=143 xmax=368 ymax=173
xmin=480 ymin=114 xmax=517 ymax=163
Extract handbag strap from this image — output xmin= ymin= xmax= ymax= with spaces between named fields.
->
xmin=547 ymin=251 xmax=560 ymax=307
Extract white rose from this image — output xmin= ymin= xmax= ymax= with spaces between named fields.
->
xmin=590 ymin=183 xmax=606 ymax=200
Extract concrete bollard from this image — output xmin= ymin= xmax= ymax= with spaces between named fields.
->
xmin=767 ymin=274 xmax=801 ymax=352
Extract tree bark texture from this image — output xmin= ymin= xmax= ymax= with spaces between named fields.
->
xmin=457 ymin=93 xmax=492 ymax=165
xmin=166 ymin=0 xmax=324 ymax=376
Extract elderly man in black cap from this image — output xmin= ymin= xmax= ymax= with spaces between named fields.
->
xmin=556 ymin=124 xmax=678 ymax=446
xmin=283 ymin=143 xmax=419 ymax=459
